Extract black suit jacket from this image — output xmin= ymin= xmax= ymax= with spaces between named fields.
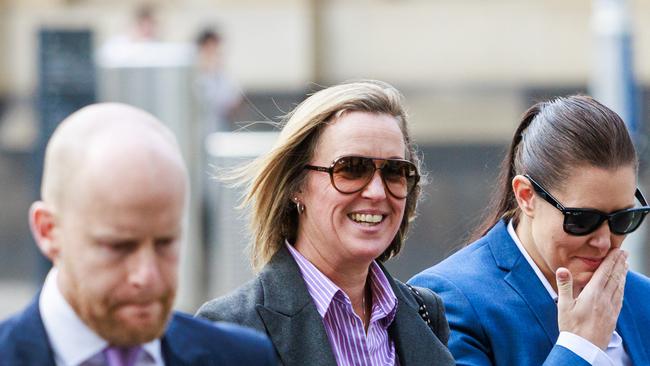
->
xmin=196 ymin=245 xmax=455 ymax=366
xmin=0 ymin=296 xmax=277 ymax=366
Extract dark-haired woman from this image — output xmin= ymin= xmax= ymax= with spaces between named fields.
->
xmin=410 ymin=95 xmax=650 ymax=365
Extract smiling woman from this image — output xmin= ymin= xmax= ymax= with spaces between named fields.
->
xmin=196 ymin=80 xmax=455 ymax=366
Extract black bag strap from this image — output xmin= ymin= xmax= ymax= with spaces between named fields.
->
xmin=406 ymin=284 xmax=436 ymax=335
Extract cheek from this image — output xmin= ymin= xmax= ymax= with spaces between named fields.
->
xmin=161 ymin=253 xmax=180 ymax=286
xmin=612 ymin=235 xmax=626 ymax=249
xmin=394 ymin=199 xmax=407 ymax=219
xmin=306 ymin=177 xmax=346 ymax=215
xmin=551 ymin=236 xmax=585 ymax=267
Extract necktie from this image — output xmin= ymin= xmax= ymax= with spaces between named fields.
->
xmin=103 ymin=345 xmax=142 ymax=366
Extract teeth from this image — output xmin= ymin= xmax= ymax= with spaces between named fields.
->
xmin=349 ymin=213 xmax=383 ymax=223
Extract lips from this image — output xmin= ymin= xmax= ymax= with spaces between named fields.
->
xmin=577 ymin=256 xmax=604 ymax=271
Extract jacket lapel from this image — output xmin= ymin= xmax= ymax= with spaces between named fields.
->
xmin=256 ymin=246 xmax=337 ymax=366
xmin=383 ymin=268 xmax=452 ymax=366
xmin=616 ymin=285 xmax=649 ymax=365
xmin=490 ymin=221 xmax=559 ymax=346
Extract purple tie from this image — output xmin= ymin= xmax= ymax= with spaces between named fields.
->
xmin=103 ymin=345 xmax=142 ymax=366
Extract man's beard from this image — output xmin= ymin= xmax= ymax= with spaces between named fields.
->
xmin=75 ymin=291 xmax=175 ymax=346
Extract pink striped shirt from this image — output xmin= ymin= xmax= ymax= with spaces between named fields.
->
xmin=286 ymin=243 xmax=399 ymax=366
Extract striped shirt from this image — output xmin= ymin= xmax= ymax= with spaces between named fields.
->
xmin=286 ymin=243 xmax=399 ymax=366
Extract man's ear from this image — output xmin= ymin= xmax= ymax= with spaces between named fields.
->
xmin=29 ymin=201 xmax=60 ymax=263
xmin=512 ymin=175 xmax=536 ymax=218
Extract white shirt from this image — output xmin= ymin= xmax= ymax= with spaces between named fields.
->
xmin=507 ymin=221 xmax=632 ymax=366
xmin=39 ymin=269 xmax=164 ymax=366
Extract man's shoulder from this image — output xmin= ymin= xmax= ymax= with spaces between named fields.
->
xmin=0 ymin=298 xmax=55 ymax=365
xmin=169 ymin=312 xmax=267 ymax=343
xmin=0 ymin=297 xmax=41 ymax=341
xmin=165 ymin=312 xmax=275 ymax=364
xmin=0 ymin=308 xmax=25 ymax=346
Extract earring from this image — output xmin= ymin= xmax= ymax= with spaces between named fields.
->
xmin=294 ymin=197 xmax=305 ymax=215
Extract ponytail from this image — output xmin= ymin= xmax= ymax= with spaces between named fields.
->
xmin=469 ymin=104 xmax=540 ymax=241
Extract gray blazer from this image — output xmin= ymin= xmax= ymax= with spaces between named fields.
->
xmin=196 ymin=246 xmax=455 ymax=366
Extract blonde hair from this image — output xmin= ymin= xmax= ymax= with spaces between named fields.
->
xmin=232 ymin=80 xmax=422 ymax=270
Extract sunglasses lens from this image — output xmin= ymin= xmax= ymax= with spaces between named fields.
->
xmin=330 ymin=157 xmax=418 ymax=198
xmin=382 ymin=161 xmax=417 ymax=198
xmin=610 ymin=210 xmax=646 ymax=234
xmin=564 ymin=211 xmax=602 ymax=235
xmin=332 ymin=157 xmax=375 ymax=193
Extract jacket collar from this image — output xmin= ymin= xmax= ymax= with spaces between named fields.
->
xmin=256 ymin=245 xmax=338 ymax=366
xmin=486 ymin=221 xmax=559 ymax=344
xmin=256 ymin=245 xmax=452 ymax=366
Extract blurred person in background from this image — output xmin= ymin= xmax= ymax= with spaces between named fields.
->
xmin=98 ymin=4 xmax=161 ymax=65
xmin=196 ymin=80 xmax=455 ymax=366
xmin=194 ymin=28 xmax=242 ymax=135
xmin=130 ymin=4 xmax=158 ymax=42
xmin=0 ymin=103 xmax=276 ymax=366
xmin=410 ymin=95 xmax=650 ymax=365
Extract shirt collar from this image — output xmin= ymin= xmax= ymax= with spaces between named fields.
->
xmin=285 ymin=241 xmax=397 ymax=322
xmin=39 ymin=268 xmax=164 ymax=366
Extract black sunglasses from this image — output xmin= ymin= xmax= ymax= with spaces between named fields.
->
xmin=304 ymin=155 xmax=419 ymax=199
xmin=525 ymin=174 xmax=650 ymax=236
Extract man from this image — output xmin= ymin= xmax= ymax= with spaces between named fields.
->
xmin=0 ymin=103 xmax=276 ymax=365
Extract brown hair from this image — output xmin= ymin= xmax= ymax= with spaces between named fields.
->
xmin=229 ymin=80 xmax=422 ymax=270
xmin=472 ymin=95 xmax=637 ymax=241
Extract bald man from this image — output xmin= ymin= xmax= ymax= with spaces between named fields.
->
xmin=0 ymin=103 xmax=276 ymax=366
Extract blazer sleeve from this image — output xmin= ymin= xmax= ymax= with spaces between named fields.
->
xmin=410 ymin=271 xmax=590 ymax=366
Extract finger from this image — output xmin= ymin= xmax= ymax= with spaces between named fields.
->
xmin=555 ymin=267 xmax=573 ymax=307
xmin=588 ymin=249 xmax=623 ymax=289
xmin=611 ymin=256 xmax=628 ymax=303
xmin=604 ymin=250 xmax=629 ymax=294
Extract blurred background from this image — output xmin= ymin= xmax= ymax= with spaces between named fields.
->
xmin=2 ymin=0 xmax=650 ymax=317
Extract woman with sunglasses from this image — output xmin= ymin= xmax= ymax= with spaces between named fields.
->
xmin=197 ymin=80 xmax=454 ymax=365
xmin=410 ymin=95 xmax=650 ymax=365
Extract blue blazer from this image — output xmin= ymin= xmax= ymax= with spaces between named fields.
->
xmin=0 ymin=296 xmax=277 ymax=366
xmin=409 ymin=220 xmax=650 ymax=366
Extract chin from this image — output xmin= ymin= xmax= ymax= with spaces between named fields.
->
xmin=347 ymin=238 xmax=391 ymax=259
xmin=572 ymin=272 xmax=594 ymax=292
xmin=103 ymin=308 xmax=170 ymax=346
xmin=83 ymin=299 xmax=173 ymax=346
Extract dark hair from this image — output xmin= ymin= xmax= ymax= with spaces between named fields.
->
xmin=472 ymin=95 xmax=638 ymax=240
xmin=136 ymin=4 xmax=155 ymax=21
xmin=196 ymin=29 xmax=221 ymax=47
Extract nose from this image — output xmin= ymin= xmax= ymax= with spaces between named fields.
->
xmin=361 ymin=169 xmax=388 ymax=200
xmin=128 ymin=243 xmax=162 ymax=289
xmin=588 ymin=221 xmax=613 ymax=251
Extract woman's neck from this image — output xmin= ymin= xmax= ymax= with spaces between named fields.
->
xmin=293 ymin=239 xmax=373 ymax=330
xmin=514 ymin=218 xmax=558 ymax=293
